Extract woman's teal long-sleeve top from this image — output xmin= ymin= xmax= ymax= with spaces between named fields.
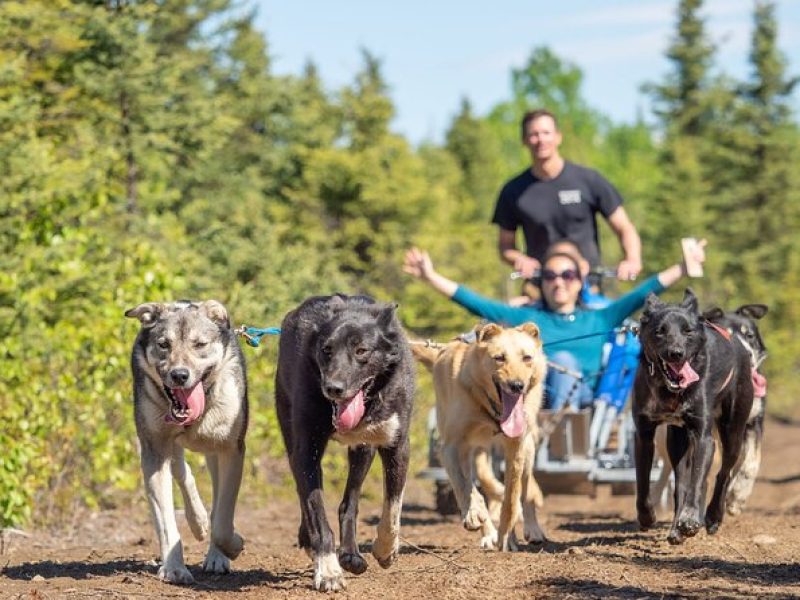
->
xmin=451 ymin=275 xmax=666 ymax=386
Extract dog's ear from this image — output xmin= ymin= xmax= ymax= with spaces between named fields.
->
xmin=376 ymin=302 xmax=398 ymax=330
xmin=328 ymin=294 xmax=347 ymax=311
xmin=125 ymin=302 xmax=164 ymax=328
xmin=200 ymin=300 xmax=230 ymax=328
xmin=640 ymin=293 xmax=664 ymax=327
xmin=477 ymin=322 xmax=503 ymax=343
xmin=737 ymin=304 xmax=768 ymax=320
xmin=516 ymin=322 xmax=540 ymax=342
xmin=702 ymin=306 xmax=725 ymax=322
xmin=681 ymin=288 xmax=699 ymax=314
xmin=642 ymin=293 xmax=663 ymax=314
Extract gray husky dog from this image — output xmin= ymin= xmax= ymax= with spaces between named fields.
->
xmin=126 ymin=300 xmax=248 ymax=584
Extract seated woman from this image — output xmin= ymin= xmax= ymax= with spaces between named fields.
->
xmin=403 ymin=242 xmax=706 ymax=410
xmin=509 ymin=239 xmax=609 ymax=309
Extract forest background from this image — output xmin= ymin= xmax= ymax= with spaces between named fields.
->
xmin=1 ymin=0 xmax=798 ymax=528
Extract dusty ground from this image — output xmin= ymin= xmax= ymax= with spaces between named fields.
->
xmin=2 ymin=416 xmax=800 ymax=599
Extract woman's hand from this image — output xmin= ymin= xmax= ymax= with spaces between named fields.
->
xmin=403 ymin=247 xmax=435 ymax=281
xmin=402 ymin=247 xmax=458 ymax=298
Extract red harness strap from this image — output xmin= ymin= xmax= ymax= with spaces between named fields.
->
xmin=704 ymin=320 xmax=734 ymax=391
xmin=705 ymin=320 xmax=732 ymax=341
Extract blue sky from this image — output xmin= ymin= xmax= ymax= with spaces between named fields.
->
xmin=253 ymin=0 xmax=800 ymax=144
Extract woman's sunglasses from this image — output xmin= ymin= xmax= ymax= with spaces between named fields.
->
xmin=541 ymin=269 xmax=580 ymax=283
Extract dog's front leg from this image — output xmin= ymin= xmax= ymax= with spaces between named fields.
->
xmin=372 ymin=438 xmax=410 ymax=569
xmin=441 ymin=442 xmax=486 ymax=532
xmin=521 ymin=433 xmax=546 ymax=544
xmin=665 ymin=425 xmax=692 ymax=544
xmin=675 ymin=423 xmax=714 ymax=541
xmin=706 ymin=410 xmax=750 ymax=533
xmin=338 ymin=444 xmax=376 ymax=575
xmin=141 ymin=441 xmax=193 ymax=584
xmin=203 ymin=446 xmax=245 ymax=574
xmin=496 ymin=437 xmax=525 ymax=552
xmin=293 ymin=434 xmax=343 ymax=592
xmin=634 ymin=419 xmax=658 ymax=530
xmin=171 ymin=447 xmax=208 ymax=542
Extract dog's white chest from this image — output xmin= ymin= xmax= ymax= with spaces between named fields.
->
xmin=333 ymin=414 xmax=401 ymax=448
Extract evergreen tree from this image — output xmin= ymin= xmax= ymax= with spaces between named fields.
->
xmin=704 ymin=1 xmax=800 ymax=401
xmin=443 ymin=98 xmax=505 ymax=221
xmin=644 ymin=0 xmax=715 ymax=136
xmin=642 ymin=0 xmax=718 ymax=271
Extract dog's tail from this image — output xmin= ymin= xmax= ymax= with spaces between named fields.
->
xmin=409 ymin=341 xmax=443 ymax=371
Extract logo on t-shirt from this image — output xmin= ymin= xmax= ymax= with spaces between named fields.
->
xmin=558 ymin=190 xmax=582 ymax=205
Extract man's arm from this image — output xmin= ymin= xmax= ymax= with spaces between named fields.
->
xmin=498 ymin=228 xmax=540 ymax=278
xmin=607 ymin=206 xmax=642 ymax=280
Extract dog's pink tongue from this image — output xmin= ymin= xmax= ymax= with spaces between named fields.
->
xmin=752 ymin=370 xmax=767 ymax=397
xmin=335 ymin=390 xmax=365 ymax=432
xmin=676 ymin=362 xmax=700 ymax=389
xmin=173 ymin=381 xmax=206 ymax=423
xmin=500 ymin=391 xmax=526 ymax=438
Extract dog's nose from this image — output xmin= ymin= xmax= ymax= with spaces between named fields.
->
xmin=170 ymin=367 xmax=190 ymax=386
xmin=666 ymin=348 xmax=684 ymax=362
xmin=324 ymin=381 xmax=345 ymax=398
xmin=508 ymin=380 xmax=525 ymax=394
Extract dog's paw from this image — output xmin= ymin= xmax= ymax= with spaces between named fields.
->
xmin=313 ymin=553 xmax=345 ymax=592
xmin=497 ymin=530 xmax=520 ymax=552
xmin=726 ymin=501 xmax=743 ymax=517
xmin=705 ymin=510 xmax=723 ymax=535
xmin=215 ymin=531 xmax=244 ymax=560
xmin=677 ymin=516 xmax=703 ymax=539
xmin=463 ymin=506 xmax=487 ymax=531
xmin=158 ymin=563 xmax=194 ymax=585
xmin=667 ymin=528 xmax=685 ymax=545
xmin=524 ymin=520 xmax=547 ymax=544
xmin=202 ymin=544 xmax=232 ymax=574
xmin=338 ymin=551 xmax=368 ymax=575
xmin=637 ymin=507 xmax=658 ymax=531
xmin=371 ymin=534 xmax=399 ymax=569
xmin=479 ymin=531 xmax=497 ymax=550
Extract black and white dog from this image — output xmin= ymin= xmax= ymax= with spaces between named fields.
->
xmin=633 ymin=289 xmax=754 ymax=544
xmin=275 ymin=294 xmax=415 ymax=592
xmin=703 ymin=303 xmax=768 ymax=515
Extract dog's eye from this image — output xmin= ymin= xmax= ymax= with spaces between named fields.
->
xmin=522 ymin=354 xmax=533 ymax=364
xmin=321 ymin=345 xmax=332 ymax=356
xmin=493 ymin=354 xmax=506 ymax=363
xmin=354 ymin=347 xmax=369 ymax=358
xmin=194 ymin=340 xmax=209 ymax=349
xmin=682 ymin=327 xmax=693 ymax=336
xmin=157 ymin=338 xmax=170 ymax=350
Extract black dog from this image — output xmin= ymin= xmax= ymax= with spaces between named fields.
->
xmin=275 ymin=294 xmax=415 ymax=592
xmin=633 ymin=289 xmax=754 ymax=544
xmin=703 ymin=303 xmax=768 ymax=516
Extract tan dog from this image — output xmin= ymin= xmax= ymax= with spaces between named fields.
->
xmin=412 ymin=323 xmax=547 ymax=551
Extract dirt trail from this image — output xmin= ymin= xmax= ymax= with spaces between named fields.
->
xmin=3 ymin=417 xmax=800 ymax=599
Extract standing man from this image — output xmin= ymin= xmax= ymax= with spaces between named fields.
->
xmin=492 ymin=109 xmax=642 ymax=281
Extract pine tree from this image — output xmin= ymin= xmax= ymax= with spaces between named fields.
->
xmin=443 ymin=98 xmax=505 ymax=221
xmin=642 ymin=0 xmax=718 ymax=274
xmin=644 ymin=0 xmax=715 ymax=136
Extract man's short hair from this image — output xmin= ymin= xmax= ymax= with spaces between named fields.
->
xmin=520 ymin=109 xmax=559 ymax=140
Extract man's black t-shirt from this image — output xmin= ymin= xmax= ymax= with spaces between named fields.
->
xmin=491 ymin=161 xmax=623 ymax=267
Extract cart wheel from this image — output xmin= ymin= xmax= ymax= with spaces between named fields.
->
xmin=435 ymin=481 xmax=460 ymax=516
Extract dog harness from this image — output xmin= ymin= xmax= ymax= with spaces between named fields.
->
xmin=704 ymin=320 xmax=735 ymax=392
